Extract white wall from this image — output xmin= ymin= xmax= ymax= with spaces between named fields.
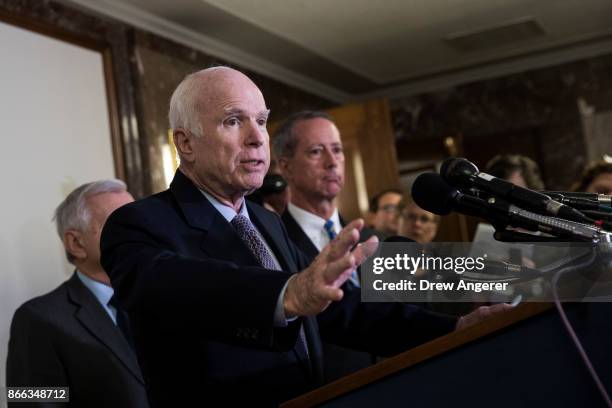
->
xmin=0 ymin=20 xmax=116 ymax=392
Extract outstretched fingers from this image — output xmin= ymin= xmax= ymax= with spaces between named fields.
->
xmin=351 ymin=235 xmax=379 ymax=266
xmin=325 ymin=219 xmax=363 ymax=261
xmin=323 ymin=253 xmax=356 ymax=288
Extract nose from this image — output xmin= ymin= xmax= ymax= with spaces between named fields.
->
xmin=245 ymin=119 xmax=267 ymax=147
xmin=323 ymin=148 xmax=338 ymax=168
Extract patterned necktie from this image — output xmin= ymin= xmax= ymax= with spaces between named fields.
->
xmin=231 ymin=214 xmax=310 ymax=362
xmin=108 ymin=295 xmax=136 ymax=351
xmin=231 ymin=214 xmax=276 ymax=269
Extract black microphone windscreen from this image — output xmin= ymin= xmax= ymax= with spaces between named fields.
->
xmin=411 ymin=172 xmax=454 ymax=215
xmin=440 ymin=157 xmax=479 ymax=186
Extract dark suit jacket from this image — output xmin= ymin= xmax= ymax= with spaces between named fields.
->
xmin=6 ymin=273 xmax=149 ymax=408
xmin=281 ymin=210 xmax=378 ymax=381
xmin=100 ymin=170 xmax=457 ymax=407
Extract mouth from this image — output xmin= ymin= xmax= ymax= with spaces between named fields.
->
xmin=323 ymin=175 xmax=340 ymax=182
xmin=240 ymin=159 xmax=265 ymax=170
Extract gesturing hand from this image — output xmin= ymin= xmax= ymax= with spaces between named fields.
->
xmin=283 ymin=219 xmax=378 ymax=317
xmin=455 ymin=303 xmax=514 ymax=331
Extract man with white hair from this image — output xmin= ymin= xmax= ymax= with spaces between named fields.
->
xmin=6 ymin=180 xmax=148 ymax=408
xmin=101 ymin=66 xmax=510 ymax=407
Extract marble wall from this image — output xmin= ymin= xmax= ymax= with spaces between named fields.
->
xmin=391 ymin=54 xmax=612 ymax=190
xmin=0 ymin=0 xmax=332 ymax=196
xmin=3 ymin=0 xmax=612 ymax=192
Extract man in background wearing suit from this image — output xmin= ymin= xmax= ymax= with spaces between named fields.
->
xmin=100 ymin=66 xmax=509 ymax=407
xmin=273 ymin=111 xmax=382 ymax=380
xmin=6 ymin=180 xmax=148 ymax=408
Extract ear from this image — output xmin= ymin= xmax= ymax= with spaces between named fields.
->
xmin=173 ymin=129 xmax=195 ymax=163
xmin=277 ymin=157 xmax=291 ymax=179
xmin=63 ymin=230 xmax=87 ymax=262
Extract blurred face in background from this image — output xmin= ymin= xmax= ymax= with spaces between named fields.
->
xmin=507 ymin=171 xmax=527 ymax=188
xmin=586 ymin=173 xmax=612 ymax=195
xmin=398 ymin=201 xmax=439 ymax=243
xmin=373 ymin=192 xmax=402 ymax=235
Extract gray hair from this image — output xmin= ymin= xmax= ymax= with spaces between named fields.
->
xmin=53 ymin=179 xmax=127 ymax=263
xmin=272 ymin=110 xmax=334 ymax=159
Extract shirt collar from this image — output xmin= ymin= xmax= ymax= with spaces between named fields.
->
xmin=200 ymin=189 xmax=249 ymax=222
xmin=287 ymin=202 xmax=341 ymax=233
xmin=76 ymin=270 xmax=114 ymax=306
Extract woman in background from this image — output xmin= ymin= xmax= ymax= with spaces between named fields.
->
xmin=571 ymin=158 xmax=612 ymax=195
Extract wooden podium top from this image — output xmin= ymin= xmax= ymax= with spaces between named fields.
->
xmin=281 ymin=302 xmax=552 ymax=408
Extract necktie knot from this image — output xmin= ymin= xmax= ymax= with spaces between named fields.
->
xmin=230 ymin=214 xmax=251 ymax=231
xmin=231 ymin=214 xmax=276 ymax=270
xmin=324 ymin=219 xmax=336 ymax=241
xmin=108 ymin=294 xmax=119 ymax=309
xmin=108 ymin=295 xmax=136 ymax=350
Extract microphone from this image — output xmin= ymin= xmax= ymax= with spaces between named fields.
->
xmin=440 ymin=158 xmax=591 ymax=224
xmin=543 ymin=192 xmax=612 ymax=211
xmin=544 ymin=193 xmax=602 ymax=211
xmin=412 ymin=173 xmax=604 ymax=241
xmin=411 ymin=172 xmax=498 ymax=218
xmin=467 ymin=259 xmax=542 ymax=282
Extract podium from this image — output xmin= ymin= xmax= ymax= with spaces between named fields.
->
xmin=282 ymin=303 xmax=612 ymax=407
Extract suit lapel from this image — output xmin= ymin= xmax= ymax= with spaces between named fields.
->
xmin=248 ymin=203 xmax=298 ymax=273
xmin=281 ymin=211 xmax=319 ymax=261
xmin=169 ymin=170 xmax=267 ymax=268
xmin=66 ymin=274 xmax=144 ymax=384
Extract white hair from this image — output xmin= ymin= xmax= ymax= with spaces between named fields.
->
xmin=168 ymin=69 xmax=215 ymax=138
xmin=53 ymin=179 xmax=127 ymax=263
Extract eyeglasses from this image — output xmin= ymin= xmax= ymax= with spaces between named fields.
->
xmin=378 ymin=204 xmax=399 ymax=213
xmin=401 ymin=213 xmax=435 ymax=224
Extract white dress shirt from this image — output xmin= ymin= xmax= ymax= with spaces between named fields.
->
xmin=287 ymin=203 xmax=359 ymax=286
xmin=287 ymin=203 xmax=341 ymax=251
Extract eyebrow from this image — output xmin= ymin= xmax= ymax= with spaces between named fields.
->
xmin=307 ymin=142 xmax=343 ymax=150
xmin=223 ymin=108 xmax=270 ymax=117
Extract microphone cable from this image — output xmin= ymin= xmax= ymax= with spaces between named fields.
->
xmin=550 ymin=249 xmax=612 ymax=408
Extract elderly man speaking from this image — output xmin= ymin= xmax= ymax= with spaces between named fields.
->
xmin=101 ymin=66 xmax=508 ymax=407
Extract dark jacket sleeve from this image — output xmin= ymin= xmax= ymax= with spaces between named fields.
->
xmin=280 ymin=221 xmax=457 ymax=356
xmin=317 ymin=284 xmax=457 ymax=356
xmin=100 ymin=202 xmax=294 ymax=350
xmin=6 ymin=304 xmax=68 ymax=401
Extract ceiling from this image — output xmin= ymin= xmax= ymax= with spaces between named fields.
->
xmin=64 ymin=0 xmax=612 ymax=103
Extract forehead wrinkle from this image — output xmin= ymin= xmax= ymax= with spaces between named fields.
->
xmin=222 ymin=107 xmax=270 ymax=117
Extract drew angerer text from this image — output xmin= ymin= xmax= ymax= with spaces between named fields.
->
xmin=372 ymin=279 xmax=508 ymax=293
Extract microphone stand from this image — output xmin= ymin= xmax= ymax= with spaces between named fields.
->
xmin=493 ymin=230 xmax=570 ymax=243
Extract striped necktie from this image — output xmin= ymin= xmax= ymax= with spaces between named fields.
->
xmin=323 ymin=219 xmax=336 ymax=240
xmin=324 ymin=219 xmax=359 ymax=287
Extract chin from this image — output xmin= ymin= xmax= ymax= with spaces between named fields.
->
xmin=322 ymin=186 xmax=342 ymax=198
xmin=241 ymin=176 xmax=265 ymax=189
